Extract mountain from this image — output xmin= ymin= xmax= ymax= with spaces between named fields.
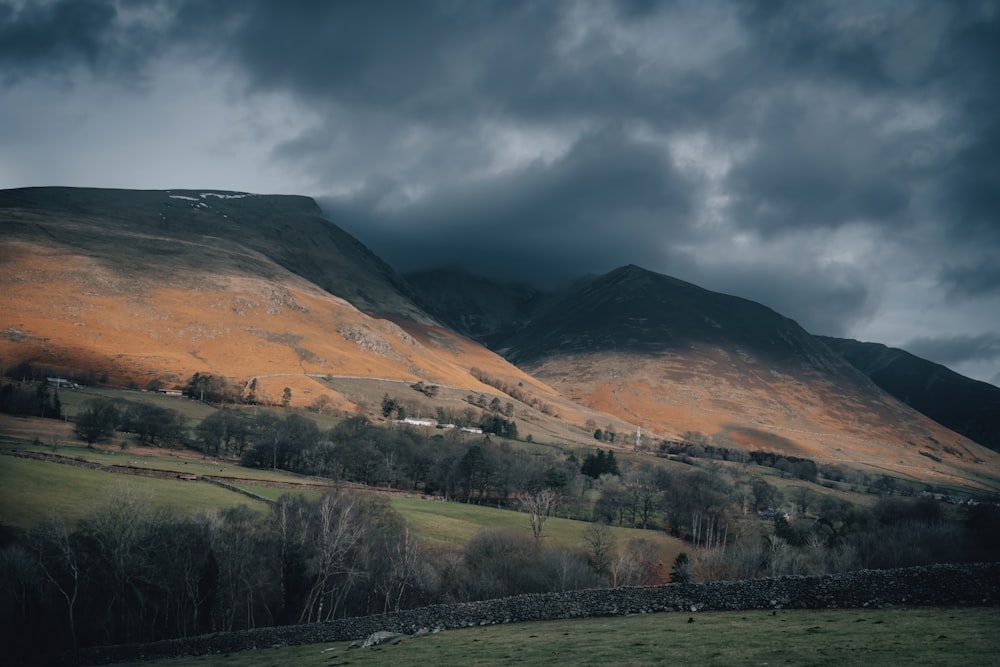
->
xmin=2 ymin=188 xmax=998 ymax=491
xmin=501 ymin=264 xmax=839 ymax=366
xmin=0 ymin=187 xmax=583 ymax=428
xmin=1 ymin=186 xmax=426 ymax=322
xmin=819 ymin=337 xmax=1000 ymax=453
xmin=406 ymin=269 xmax=547 ymax=348
xmin=411 ymin=265 xmax=999 ymax=488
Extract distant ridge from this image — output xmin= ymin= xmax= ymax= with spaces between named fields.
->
xmin=409 ymin=264 xmax=998 ymax=483
xmin=820 ymin=336 xmax=1000 ymax=453
xmin=501 ymin=264 xmax=841 ymax=368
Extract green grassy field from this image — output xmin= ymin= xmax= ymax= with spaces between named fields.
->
xmin=1 ymin=433 xmax=335 ymax=484
xmin=189 ymin=483 xmax=685 ymax=562
xmin=0 ymin=441 xmax=685 ymax=568
xmin=236 ymin=484 xmax=326 ymax=503
xmin=0 ymin=456 xmax=271 ymax=528
xmin=389 ymin=495 xmax=687 ymax=560
xmin=118 ymin=606 xmax=1000 ymax=667
xmin=54 ymin=387 xmax=219 ymax=421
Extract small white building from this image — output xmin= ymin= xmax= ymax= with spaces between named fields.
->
xmin=400 ymin=417 xmax=437 ymax=427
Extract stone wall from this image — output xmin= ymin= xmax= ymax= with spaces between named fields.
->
xmin=63 ymin=562 xmax=1000 ymax=666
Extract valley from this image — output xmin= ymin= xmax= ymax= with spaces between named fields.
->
xmin=1 ymin=186 xmax=998 ymax=663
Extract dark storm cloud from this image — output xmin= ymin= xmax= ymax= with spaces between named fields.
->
xmin=683 ymin=262 xmax=877 ymax=338
xmin=170 ymin=0 xmax=752 ymax=135
xmin=169 ymin=0 xmax=563 ymax=120
xmin=725 ymin=3 xmax=950 ymax=235
xmin=941 ymin=261 xmax=1000 ymax=299
xmin=2 ymin=0 xmax=999 ymax=380
xmin=0 ymin=0 xmax=163 ymax=81
xmin=0 ymin=0 xmax=116 ymax=74
xmin=322 ymin=125 xmax=696 ymax=285
xmin=723 ymin=96 xmax=913 ymax=234
xmin=933 ymin=8 xmax=1000 ymax=242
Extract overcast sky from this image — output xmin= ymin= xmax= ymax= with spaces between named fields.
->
xmin=2 ymin=1 xmax=998 ymax=385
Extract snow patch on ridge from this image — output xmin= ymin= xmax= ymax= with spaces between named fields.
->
xmin=200 ymin=192 xmax=252 ymax=199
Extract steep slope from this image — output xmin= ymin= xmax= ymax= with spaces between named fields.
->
xmin=1 ymin=187 xmax=426 ymax=322
xmin=0 ymin=187 xmax=571 ymax=419
xmin=435 ymin=265 xmax=998 ymax=488
xmin=406 ymin=269 xmax=548 ymax=347
xmin=819 ymin=337 xmax=1000 ymax=453
xmin=502 ymin=265 xmax=839 ymax=367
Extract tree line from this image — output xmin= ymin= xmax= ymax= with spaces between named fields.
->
xmin=0 ymin=485 xmax=663 ymax=661
xmin=64 ymin=394 xmax=1000 ymax=570
xmin=0 ymin=380 xmax=62 ymax=420
xmin=3 ymin=480 xmax=996 ymax=662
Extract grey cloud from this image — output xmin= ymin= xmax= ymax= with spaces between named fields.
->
xmin=724 ymin=96 xmax=913 ymax=234
xmin=2 ymin=0 xmax=998 ymax=381
xmin=671 ymin=256 xmax=878 ymax=338
xmin=172 ymin=0 xmax=753 ymax=135
xmin=0 ymin=0 xmax=165 ymax=82
xmin=725 ymin=1 xmax=999 ymax=243
xmin=940 ymin=118 xmax=1000 ymax=244
xmin=322 ymin=126 xmax=697 ymax=286
xmin=927 ymin=6 xmax=1000 ymax=244
xmin=0 ymin=0 xmax=116 ymax=74
xmin=736 ymin=0 xmax=953 ymax=92
xmin=171 ymin=0 xmax=564 ymax=121
xmin=903 ymin=333 xmax=1000 ymax=368
xmin=940 ymin=261 xmax=1000 ymax=299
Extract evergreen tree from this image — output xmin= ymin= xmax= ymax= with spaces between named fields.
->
xmin=52 ymin=389 xmax=62 ymax=419
xmin=671 ymin=552 xmax=692 ymax=584
xmin=606 ymin=450 xmax=620 ymax=475
xmin=582 ymin=449 xmax=621 ymax=478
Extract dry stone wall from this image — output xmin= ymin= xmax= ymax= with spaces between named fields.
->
xmin=64 ymin=562 xmax=1000 ymax=666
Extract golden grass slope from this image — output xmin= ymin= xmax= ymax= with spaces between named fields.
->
xmin=526 ymin=347 xmax=1000 ymax=493
xmin=0 ymin=188 xmax=595 ymax=439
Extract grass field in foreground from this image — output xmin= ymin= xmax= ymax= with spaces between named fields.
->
xmin=0 ymin=456 xmax=270 ymax=528
xmin=120 ymin=606 xmax=1000 ymax=667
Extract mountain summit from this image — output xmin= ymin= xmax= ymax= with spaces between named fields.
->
xmin=502 ymin=264 xmax=838 ymax=368
xmin=0 ymin=186 xmax=428 ymax=323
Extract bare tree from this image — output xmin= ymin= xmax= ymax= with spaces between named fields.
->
xmin=583 ymin=522 xmax=617 ymax=576
xmin=610 ymin=537 xmax=660 ymax=587
xmin=519 ymin=488 xmax=558 ymax=546
xmin=28 ymin=519 xmax=81 ymax=649
xmin=81 ymin=482 xmax=165 ymax=643
xmin=374 ymin=525 xmax=422 ymax=613
xmin=299 ymin=492 xmax=368 ymax=623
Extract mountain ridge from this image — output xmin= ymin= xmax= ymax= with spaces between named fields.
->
xmin=819 ymin=336 xmax=1000 ymax=452
xmin=407 ymin=264 xmax=1000 ymax=479
xmin=2 ymin=187 xmax=998 ymax=491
